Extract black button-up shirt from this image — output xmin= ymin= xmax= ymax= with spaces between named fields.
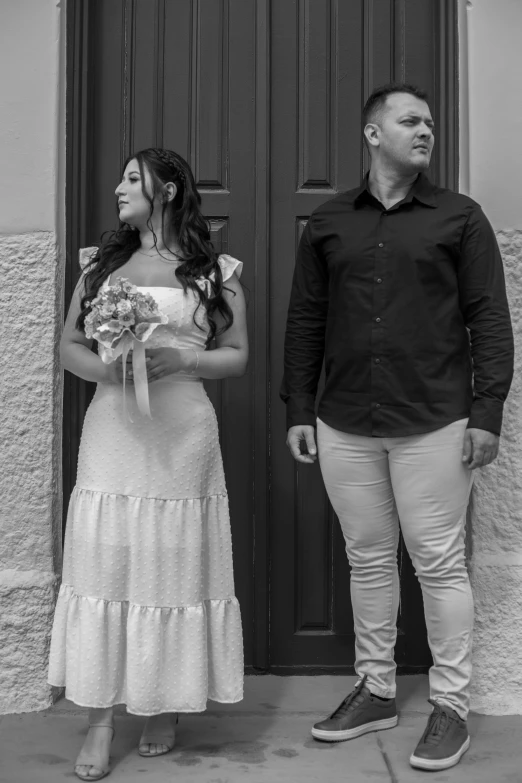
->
xmin=281 ymin=174 xmax=514 ymax=437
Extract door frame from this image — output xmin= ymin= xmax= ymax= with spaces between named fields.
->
xmin=64 ymin=0 xmax=459 ymax=674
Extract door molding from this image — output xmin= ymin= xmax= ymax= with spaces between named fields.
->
xmin=251 ymin=0 xmax=271 ymax=672
xmin=435 ymin=0 xmax=459 ymax=190
xmin=64 ymin=0 xmax=94 ymax=537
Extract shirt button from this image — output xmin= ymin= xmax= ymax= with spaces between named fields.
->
xmin=375 ymin=317 xmax=381 ymax=323
xmin=375 ymin=403 xmax=381 ymax=409
xmin=376 ymin=278 xmax=383 ymax=284
xmin=378 ymin=242 xmax=384 ymax=248
xmin=375 ymin=358 xmax=381 ymax=364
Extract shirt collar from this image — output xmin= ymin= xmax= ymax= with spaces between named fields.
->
xmin=354 ymin=172 xmax=437 ymax=209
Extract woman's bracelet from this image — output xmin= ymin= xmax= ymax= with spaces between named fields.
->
xmin=180 ymin=348 xmax=199 ymax=375
xmin=189 ymin=348 xmax=200 ymax=374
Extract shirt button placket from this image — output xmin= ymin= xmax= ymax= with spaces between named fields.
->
xmin=372 ymin=214 xmax=387 ymax=425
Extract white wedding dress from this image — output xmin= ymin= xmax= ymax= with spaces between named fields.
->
xmin=48 ymin=253 xmax=244 ymax=715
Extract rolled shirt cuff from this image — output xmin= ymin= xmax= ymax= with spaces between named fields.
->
xmin=283 ymin=393 xmax=317 ymax=430
xmin=467 ymin=398 xmax=504 ymax=436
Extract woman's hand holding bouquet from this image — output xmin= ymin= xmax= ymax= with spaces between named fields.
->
xmin=84 ymin=277 xmax=168 ymax=418
xmin=106 ymin=348 xmax=194 ymax=385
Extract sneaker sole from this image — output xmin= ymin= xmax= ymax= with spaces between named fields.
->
xmin=409 ymin=735 xmax=470 ymax=770
xmin=311 ymin=715 xmax=398 ymax=742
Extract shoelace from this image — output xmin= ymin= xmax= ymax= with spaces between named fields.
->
xmin=329 ymin=675 xmax=368 ymax=720
xmin=423 ymin=700 xmax=458 ymax=746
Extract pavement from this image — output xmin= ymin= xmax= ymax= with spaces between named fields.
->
xmin=1 ymin=675 xmax=521 ymax=783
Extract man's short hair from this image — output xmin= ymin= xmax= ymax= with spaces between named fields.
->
xmin=362 ymin=83 xmax=429 ymax=128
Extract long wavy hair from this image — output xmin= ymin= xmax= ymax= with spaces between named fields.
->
xmin=76 ymin=148 xmax=234 ymax=346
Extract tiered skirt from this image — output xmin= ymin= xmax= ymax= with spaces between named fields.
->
xmin=48 ymin=376 xmax=243 ymax=714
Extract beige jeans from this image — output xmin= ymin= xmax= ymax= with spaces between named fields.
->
xmin=317 ymin=417 xmax=474 ymax=719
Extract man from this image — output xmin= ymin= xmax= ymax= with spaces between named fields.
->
xmin=281 ymin=83 xmax=514 ymax=771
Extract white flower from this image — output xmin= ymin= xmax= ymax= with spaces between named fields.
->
xmin=116 ymin=299 xmax=133 ymax=315
xmin=120 ymin=278 xmax=138 ymax=295
xmin=118 ymin=311 xmax=136 ymax=327
xmin=100 ymin=302 xmax=116 ymax=319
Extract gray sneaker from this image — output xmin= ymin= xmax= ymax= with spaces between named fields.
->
xmin=410 ymin=700 xmax=470 ymax=771
xmin=311 ymin=676 xmax=398 ymax=742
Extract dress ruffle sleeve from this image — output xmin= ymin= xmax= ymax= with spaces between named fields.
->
xmin=218 ymin=254 xmax=243 ymax=281
xmin=79 ymin=246 xmax=98 ymax=271
xmin=195 ymin=254 xmax=243 ymax=297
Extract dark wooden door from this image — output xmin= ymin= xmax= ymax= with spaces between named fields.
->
xmin=268 ymin=0 xmax=458 ymax=672
xmin=66 ymin=0 xmax=457 ymax=673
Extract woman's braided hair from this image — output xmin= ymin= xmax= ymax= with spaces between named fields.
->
xmin=76 ymin=148 xmax=234 ymax=346
xmin=152 ymin=148 xmax=186 ymax=182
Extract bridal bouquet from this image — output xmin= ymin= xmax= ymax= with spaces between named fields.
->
xmin=85 ymin=277 xmax=168 ymax=419
xmin=84 ymin=277 xmax=167 ymax=347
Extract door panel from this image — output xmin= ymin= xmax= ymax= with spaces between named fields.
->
xmin=269 ymin=0 xmax=359 ymax=670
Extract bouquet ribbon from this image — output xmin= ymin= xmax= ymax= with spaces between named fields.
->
xmin=120 ymin=332 xmax=152 ymax=421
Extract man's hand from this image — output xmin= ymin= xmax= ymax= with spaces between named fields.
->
xmin=462 ymin=427 xmax=499 ymax=470
xmin=286 ymin=425 xmax=318 ymax=464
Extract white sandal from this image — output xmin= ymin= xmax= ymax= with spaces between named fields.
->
xmin=138 ymin=713 xmax=179 ymax=757
xmin=74 ymin=722 xmax=115 ymax=781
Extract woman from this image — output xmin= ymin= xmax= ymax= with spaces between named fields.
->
xmin=48 ymin=148 xmax=248 ymax=781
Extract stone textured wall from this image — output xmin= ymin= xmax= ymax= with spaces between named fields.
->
xmin=0 ymin=232 xmax=63 ymax=713
xmin=470 ymin=230 xmax=522 ymax=714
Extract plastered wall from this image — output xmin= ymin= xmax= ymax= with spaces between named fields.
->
xmin=0 ymin=0 xmax=65 ymax=712
xmin=460 ymin=0 xmax=522 ymax=714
